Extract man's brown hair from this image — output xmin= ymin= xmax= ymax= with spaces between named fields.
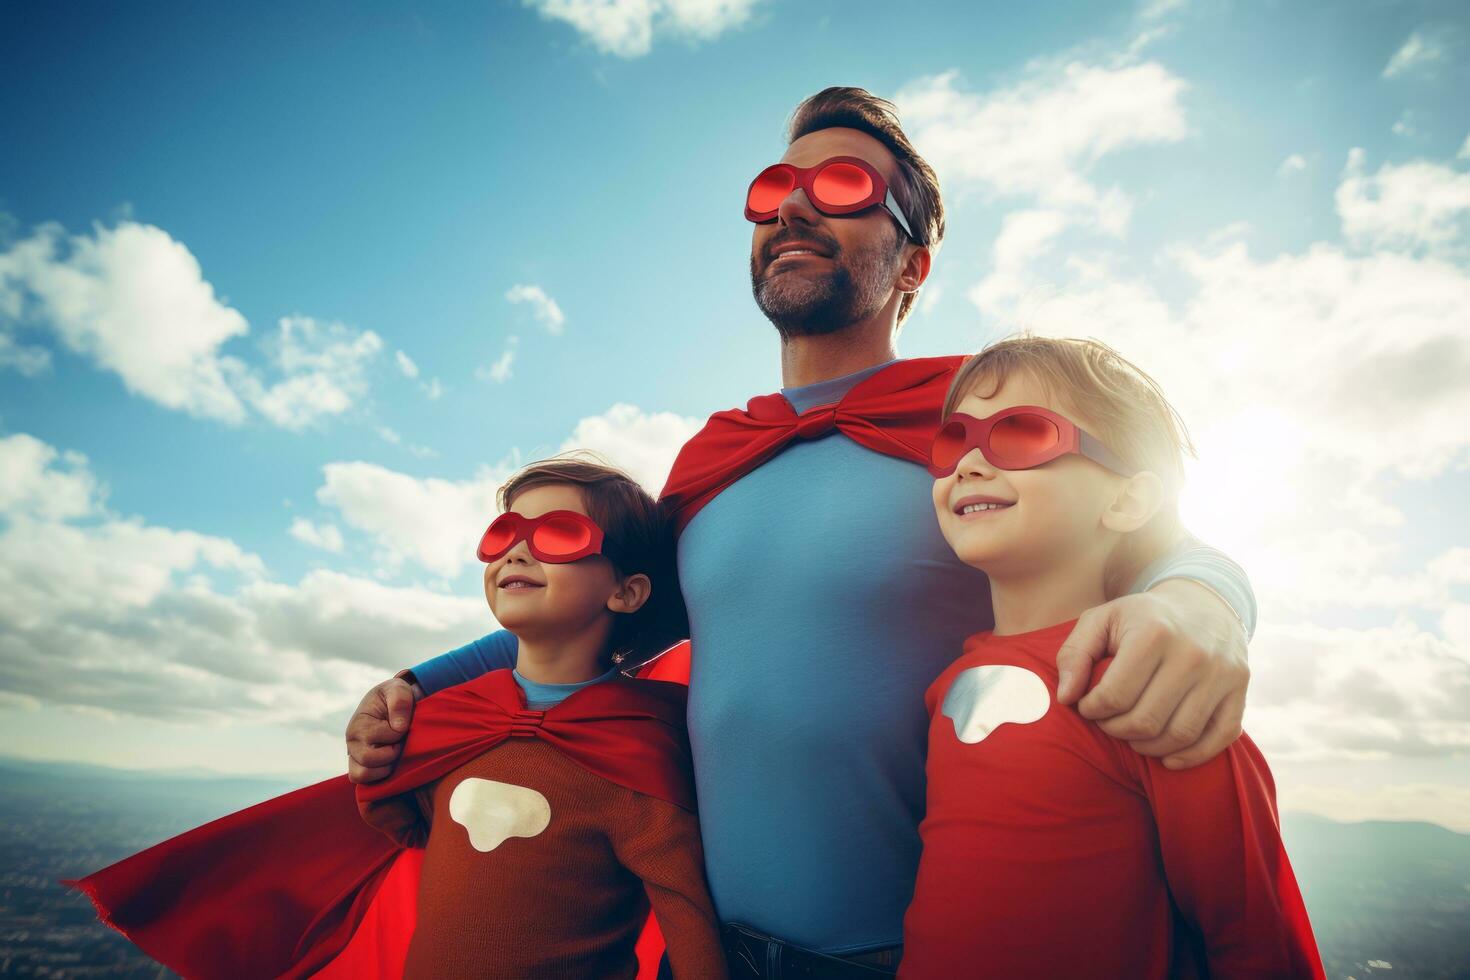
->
xmin=941 ymin=336 xmax=1196 ymax=599
xmin=497 ymin=454 xmax=687 ymax=668
xmin=787 ymin=86 xmax=944 ymax=325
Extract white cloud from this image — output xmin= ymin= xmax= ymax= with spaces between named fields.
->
xmin=230 ymin=316 xmax=383 ymax=430
xmin=1246 ymin=620 xmax=1470 ymax=761
xmin=557 ymin=403 xmax=703 ymax=492
xmin=395 ymin=350 xmax=419 ymax=378
xmin=0 ymin=333 xmax=51 ymax=375
xmin=1382 ymin=29 xmax=1447 ymax=79
xmin=895 ymin=61 xmax=1186 ymax=228
xmin=0 ymin=434 xmax=101 ymax=521
xmin=1277 ymin=154 xmax=1307 ymax=177
xmin=315 ymin=460 xmax=509 ymax=578
xmin=524 ymin=0 xmax=762 ymax=58
xmin=1391 ymin=112 xmax=1416 ymax=137
xmin=1460 ymin=133 xmax=1470 ymax=159
xmin=0 ymin=221 xmax=250 ymax=421
xmin=478 ymin=346 xmax=516 ymax=384
xmin=289 ymin=518 xmax=345 ymax=553
xmin=0 ymin=432 xmax=489 ymax=725
xmin=506 ymin=284 xmax=565 ymax=334
xmin=1337 ymin=149 xmax=1470 ymax=255
xmin=0 ymin=220 xmax=385 ymax=429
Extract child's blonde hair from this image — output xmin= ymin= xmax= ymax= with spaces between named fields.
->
xmin=941 ymin=336 xmax=1196 ymax=598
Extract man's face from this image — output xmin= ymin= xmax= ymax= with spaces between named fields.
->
xmin=749 ymin=127 xmax=910 ymax=339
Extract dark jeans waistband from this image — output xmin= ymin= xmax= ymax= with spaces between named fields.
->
xmin=721 ymin=922 xmax=900 ymax=979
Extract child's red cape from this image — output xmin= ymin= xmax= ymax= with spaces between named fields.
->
xmin=68 ymin=669 xmax=693 ymax=979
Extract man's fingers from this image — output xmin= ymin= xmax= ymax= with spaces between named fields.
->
xmin=349 ymin=740 xmax=405 ymax=770
xmin=383 ymin=680 xmax=416 ymax=732
xmin=347 ymin=711 xmax=403 ymax=750
xmin=1074 ymin=624 xmax=1167 ymax=721
xmin=348 ymin=760 xmax=395 ymax=784
xmin=1163 ymin=691 xmax=1246 ymax=770
xmin=1054 ymin=608 xmax=1115 ymax=705
xmin=1116 ymin=678 xmax=1220 ymax=757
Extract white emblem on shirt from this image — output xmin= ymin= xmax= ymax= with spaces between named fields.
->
xmin=941 ymin=664 xmax=1051 ymax=744
xmin=448 ymin=778 xmax=552 ymax=852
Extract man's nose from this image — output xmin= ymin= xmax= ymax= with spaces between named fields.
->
xmin=775 ymin=185 xmax=821 ymax=228
xmin=504 ymin=539 xmax=533 ymax=564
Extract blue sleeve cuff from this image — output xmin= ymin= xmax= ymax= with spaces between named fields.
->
xmin=1132 ymin=542 xmax=1258 ymax=639
xmin=409 ymin=630 xmax=519 ymax=696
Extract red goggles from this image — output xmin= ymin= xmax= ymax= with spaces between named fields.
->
xmin=928 ymin=406 xmax=1134 ymax=478
xmin=745 ymin=156 xmax=916 ymax=242
xmin=476 ymin=510 xmax=605 ymax=564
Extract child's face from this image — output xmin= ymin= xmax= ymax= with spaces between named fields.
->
xmin=932 ymin=372 xmax=1125 ymax=579
xmin=483 ymin=483 xmax=626 ymax=642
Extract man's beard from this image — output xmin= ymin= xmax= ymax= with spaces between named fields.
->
xmin=750 ymin=230 xmax=904 ymax=339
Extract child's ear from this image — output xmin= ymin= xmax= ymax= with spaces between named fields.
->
xmin=1102 ymin=471 xmax=1165 ymax=534
xmin=607 ymin=573 xmax=652 ymax=615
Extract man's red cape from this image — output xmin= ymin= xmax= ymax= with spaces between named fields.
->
xmin=659 ymin=355 xmax=964 ymax=533
xmin=68 ymin=670 xmax=692 ymax=979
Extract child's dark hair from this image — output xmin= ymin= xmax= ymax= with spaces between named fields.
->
xmin=497 ymin=453 xmax=688 ymax=669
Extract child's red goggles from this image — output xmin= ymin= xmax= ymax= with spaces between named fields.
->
xmin=928 ymin=406 xmax=1135 ymax=478
xmin=476 ymin=510 xmax=605 ymax=564
xmin=745 ymin=156 xmax=917 ymax=242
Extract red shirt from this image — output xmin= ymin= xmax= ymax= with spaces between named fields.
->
xmin=900 ymin=622 xmax=1324 ymax=979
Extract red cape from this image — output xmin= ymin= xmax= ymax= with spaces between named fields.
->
xmin=659 ymin=355 xmax=963 ymax=533
xmin=69 ymin=670 xmax=692 ymax=979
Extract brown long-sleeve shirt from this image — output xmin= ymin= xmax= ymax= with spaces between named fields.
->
xmin=362 ymin=737 xmax=726 ymax=980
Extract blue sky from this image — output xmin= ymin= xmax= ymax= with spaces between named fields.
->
xmin=2 ymin=0 xmax=1468 ymax=830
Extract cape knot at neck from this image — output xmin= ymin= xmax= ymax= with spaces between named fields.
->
xmin=510 ymin=709 xmax=545 ymax=737
xmin=794 ymin=406 xmax=837 ymax=440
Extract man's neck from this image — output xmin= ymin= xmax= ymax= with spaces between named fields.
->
xmin=779 ymin=318 xmax=899 ymax=388
xmin=985 ymin=555 xmax=1111 ymax=636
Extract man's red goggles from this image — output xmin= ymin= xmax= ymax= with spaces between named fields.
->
xmin=928 ymin=406 xmax=1135 ymax=478
xmin=476 ymin=510 xmax=605 ymax=564
xmin=745 ymin=156 xmax=917 ymax=242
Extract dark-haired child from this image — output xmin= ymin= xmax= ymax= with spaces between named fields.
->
xmin=70 ymin=456 xmax=725 ymax=980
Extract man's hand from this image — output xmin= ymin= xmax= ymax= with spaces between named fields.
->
xmin=1054 ymin=580 xmax=1248 ymax=770
xmin=346 ymin=673 xmax=422 ymax=784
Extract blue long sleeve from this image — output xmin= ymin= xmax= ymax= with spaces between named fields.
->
xmin=409 ymin=629 xmax=518 ymax=696
xmin=1133 ymin=537 xmax=1257 ymax=638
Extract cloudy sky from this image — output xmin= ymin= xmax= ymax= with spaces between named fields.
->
xmin=2 ymin=0 xmax=1468 ymax=831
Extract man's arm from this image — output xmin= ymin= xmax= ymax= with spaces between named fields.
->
xmin=1129 ymin=738 xmax=1325 ymax=978
xmin=1055 ymin=536 xmax=1255 ymax=769
xmin=345 ymin=630 xmax=517 ymax=784
xmin=410 ymin=630 xmax=520 ymax=697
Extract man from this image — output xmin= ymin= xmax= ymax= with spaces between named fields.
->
xmin=347 ymin=88 xmax=1255 ymax=977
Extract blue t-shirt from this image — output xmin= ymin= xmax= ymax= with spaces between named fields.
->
xmin=411 ymin=359 xmax=1256 ymax=954
xmin=513 ymin=665 xmax=620 ymax=710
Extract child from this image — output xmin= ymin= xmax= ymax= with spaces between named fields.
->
xmin=70 ymin=456 xmax=726 ymax=980
xmin=898 ymin=338 xmax=1323 ymax=979
xmin=357 ymin=456 xmax=727 ymax=979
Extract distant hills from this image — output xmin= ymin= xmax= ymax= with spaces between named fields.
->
xmin=2 ymin=756 xmax=1467 ymax=978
